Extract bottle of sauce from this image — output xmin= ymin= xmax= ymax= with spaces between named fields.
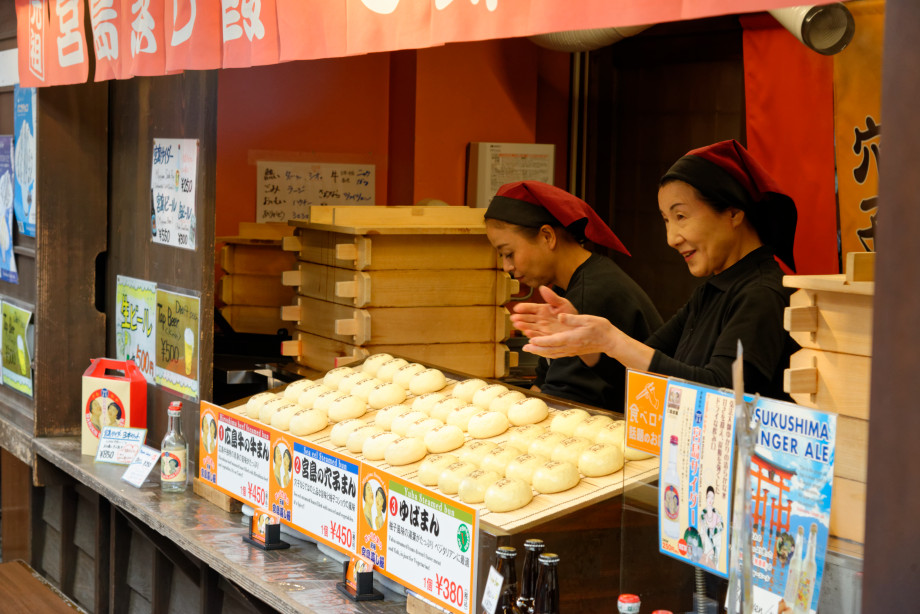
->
xmin=485 ymin=546 xmax=523 ymax=614
xmin=661 ymin=435 xmax=681 ymax=540
xmin=793 ymin=523 xmax=818 ymax=614
xmin=516 ymin=538 xmax=545 ymax=613
xmin=617 ymin=594 xmax=641 ymax=614
xmin=160 ymin=401 xmax=188 ymax=492
xmin=532 ymin=553 xmax=560 ymax=614
xmin=783 ymin=525 xmax=805 ymax=606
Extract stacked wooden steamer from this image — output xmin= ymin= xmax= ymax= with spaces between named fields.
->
xmin=783 ymin=252 xmax=874 ymax=547
xmin=217 ymin=222 xmax=296 ymax=335
xmin=278 ymin=205 xmax=519 ymax=378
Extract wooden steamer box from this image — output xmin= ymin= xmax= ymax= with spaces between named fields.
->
xmin=279 ymin=206 xmax=518 ymax=377
xmin=217 ymin=223 xmax=297 ymax=335
xmin=783 ymin=253 xmax=874 ymax=547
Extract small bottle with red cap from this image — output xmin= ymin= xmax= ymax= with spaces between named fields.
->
xmin=617 ymin=593 xmax=641 ymax=613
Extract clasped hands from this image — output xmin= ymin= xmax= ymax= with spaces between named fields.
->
xmin=510 ymin=286 xmax=616 ymax=359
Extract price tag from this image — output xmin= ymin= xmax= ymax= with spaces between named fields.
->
xmin=121 ymin=445 xmax=160 ymax=487
xmin=480 ymin=566 xmax=503 ymax=614
xmin=95 ymin=426 xmax=147 ymax=465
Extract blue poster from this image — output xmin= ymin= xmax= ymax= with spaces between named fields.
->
xmin=749 ymin=398 xmax=836 ymax=614
xmin=13 ymin=86 xmax=37 ymax=238
xmin=0 ymin=136 xmax=17 ymax=283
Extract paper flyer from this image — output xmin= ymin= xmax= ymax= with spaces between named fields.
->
xmin=151 ymin=138 xmax=198 ymax=250
xmin=659 ymin=380 xmax=736 ymax=578
xmin=1 ymin=301 xmax=33 ymax=396
xmin=13 ymin=86 xmax=36 ymax=238
xmin=154 ymin=287 xmax=200 ymax=399
xmin=0 ymin=136 xmax=17 ymax=284
xmin=748 ymin=398 xmax=836 ymax=614
xmin=115 ymin=276 xmax=157 ymax=384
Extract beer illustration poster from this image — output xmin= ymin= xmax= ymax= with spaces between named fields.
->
xmin=115 ymin=276 xmax=157 ymax=384
xmin=1 ymin=301 xmax=33 ymax=397
xmin=13 ymin=85 xmax=36 ymax=238
xmin=154 ymin=288 xmax=200 ymax=400
xmin=658 ymin=380 xmax=737 ymax=578
xmin=748 ymin=398 xmax=836 ymax=614
xmin=0 ymin=135 xmax=18 ymax=284
xmin=151 ymin=138 xmax=198 ymax=250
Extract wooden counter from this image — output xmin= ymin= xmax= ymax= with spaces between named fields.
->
xmin=32 ymin=437 xmax=407 ymax=614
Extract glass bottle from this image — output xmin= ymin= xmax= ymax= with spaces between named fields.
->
xmin=486 ymin=546 xmax=523 ymax=614
xmin=661 ymin=435 xmax=681 ymax=540
xmin=516 ymin=538 xmax=545 ymax=613
xmin=532 ymin=553 xmax=560 ymax=614
xmin=783 ymin=525 xmax=805 ymax=606
xmin=793 ymin=523 xmax=818 ymax=614
xmin=160 ymin=401 xmax=188 ymax=492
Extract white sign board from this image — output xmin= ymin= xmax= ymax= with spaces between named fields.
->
xmin=151 ymin=138 xmax=199 ymax=250
xmin=256 ymin=160 xmax=375 ymax=222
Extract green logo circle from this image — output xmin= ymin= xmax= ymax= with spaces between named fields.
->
xmin=457 ymin=524 xmax=471 ymax=553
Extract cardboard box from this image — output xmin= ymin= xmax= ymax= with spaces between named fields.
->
xmin=81 ymin=359 xmax=147 ymax=456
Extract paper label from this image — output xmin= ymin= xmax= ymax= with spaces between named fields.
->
xmin=122 ymin=445 xmax=160 ymax=487
xmin=95 ymin=426 xmax=147 ymax=465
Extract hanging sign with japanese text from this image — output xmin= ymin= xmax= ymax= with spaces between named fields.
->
xmin=154 ymin=287 xmax=200 ymax=399
xmin=256 ymin=161 xmax=375 ymax=223
xmin=0 ymin=136 xmax=18 ymax=284
xmin=220 ymin=0 xmax=280 ymax=68
xmin=151 ymin=138 xmax=199 ymax=250
xmin=1 ymin=301 xmax=33 ymax=397
xmin=13 ymin=85 xmax=37 ymax=238
xmin=125 ymin=0 xmax=167 ymax=77
xmin=658 ymin=380 xmax=736 ymax=578
xmin=116 ymin=275 xmax=157 ymax=384
xmin=165 ymin=0 xmax=222 ymax=71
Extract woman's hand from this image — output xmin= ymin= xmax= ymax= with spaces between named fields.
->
xmin=521 ymin=313 xmax=617 ymax=358
xmin=510 ymin=286 xmax=579 ymax=338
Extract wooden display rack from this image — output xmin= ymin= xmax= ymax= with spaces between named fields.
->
xmin=783 ymin=252 xmax=874 ymax=546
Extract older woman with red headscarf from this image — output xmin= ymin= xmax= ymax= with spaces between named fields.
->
xmin=511 ymin=140 xmax=798 ymax=400
xmin=484 ymin=181 xmax=662 ymax=411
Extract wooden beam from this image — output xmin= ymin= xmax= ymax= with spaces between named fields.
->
xmin=0 ymin=450 xmax=32 ymax=563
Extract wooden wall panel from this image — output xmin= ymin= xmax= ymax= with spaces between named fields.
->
xmin=107 ymin=72 xmax=217 ymax=468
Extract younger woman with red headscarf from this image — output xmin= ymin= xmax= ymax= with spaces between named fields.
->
xmin=484 ymin=181 xmax=662 ymax=411
xmin=511 ymin=140 xmax=799 ymax=400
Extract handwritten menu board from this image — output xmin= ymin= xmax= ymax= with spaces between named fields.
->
xmin=151 ymin=138 xmax=199 ymax=250
xmin=1 ymin=301 xmax=33 ymax=397
xmin=154 ymin=288 xmax=200 ymax=400
xmin=256 ymin=160 xmax=375 ymax=223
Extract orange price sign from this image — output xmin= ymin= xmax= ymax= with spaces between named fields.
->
xmin=624 ymin=370 xmax=668 ymax=456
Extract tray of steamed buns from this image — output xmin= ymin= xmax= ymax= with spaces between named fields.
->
xmin=235 ymin=354 xmax=661 ymax=533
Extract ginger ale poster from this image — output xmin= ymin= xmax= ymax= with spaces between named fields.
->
xmin=748 ymin=398 xmax=836 ymax=614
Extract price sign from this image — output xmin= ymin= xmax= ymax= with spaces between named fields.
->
xmin=383 ymin=479 xmax=477 ymax=614
xmin=122 ymin=445 xmax=160 ymax=487
xmin=95 ymin=426 xmax=147 ymax=465
xmin=215 ymin=413 xmax=271 ymax=508
xmin=291 ymin=442 xmax=359 ymax=554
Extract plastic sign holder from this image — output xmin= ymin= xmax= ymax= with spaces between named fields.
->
xmin=243 ymin=508 xmax=290 ymax=551
xmin=337 ymin=555 xmax=384 ymax=602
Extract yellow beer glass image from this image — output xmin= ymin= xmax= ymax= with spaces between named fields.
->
xmin=184 ymin=327 xmax=195 ymax=375
xmin=16 ymin=334 xmax=27 ymax=374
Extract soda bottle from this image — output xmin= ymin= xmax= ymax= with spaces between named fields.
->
xmin=516 ymin=538 xmax=545 ymax=613
xmin=793 ymin=523 xmax=818 ymax=614
xmin=160 ymin=401 xmax=188 ymax=492
xmin=532 ymin=553 xmax=560 ymax=614
xmin=485 ymin=546 xmax=523 ymax=614
xmin=783 ymin=525 xmax=805 ymax=606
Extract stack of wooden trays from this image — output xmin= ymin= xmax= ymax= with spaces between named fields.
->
xmin=217 ymin=222 xmax=297 ymax=335
xmin=279 ymin=206 xmax=519 ymax=378
xmin=783 ymin=252 xmax=874 ymax=547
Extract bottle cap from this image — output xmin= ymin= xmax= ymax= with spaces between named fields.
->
xmin=497 ymin=546 xmax=517 ymax=559
xmin=651 ymin=611 xmax=674 ymax=614
xmin=168 ymin=401 xmax=183 ymax=415
xmin=670 ymin=435 xmax=678 ymax=445
xmin=537 ymin=553 xmax=559 ymax=565
xmin=617 ymin=594 xmax=641 ymax=614
xmin=524 ymin=538 xmax=545 ymax=551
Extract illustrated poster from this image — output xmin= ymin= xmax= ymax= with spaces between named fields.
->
xmin=748 ymin=398 xmax=836 ymax=614
xmin=13 ymin=85 xmax=36 ymax=238
xmin=154 ymin=287 xmax=200 ymax=399
xmin=115 ymin=276 xmax=157 ymax=384
xmin=151 ymin=138 xmax=198 ymax=250
xmin=0 ymin=136 xmax=17 ymax=283
xmin=1 ymin=301 xmax=33 ymax=397
xmin=659 ymin=380 xmax=736 ymax=578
